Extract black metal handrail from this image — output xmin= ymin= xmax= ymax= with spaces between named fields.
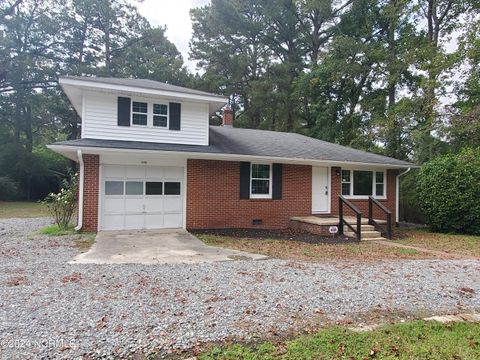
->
xmin=368 ymin=196 xmax=392 ymax=239
xmin=338 ymin=196 xmax=362 ymax=241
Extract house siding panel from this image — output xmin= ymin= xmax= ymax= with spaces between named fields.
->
xmin=186 ymin=159 xmax=312 ymax=229
xmin=82 ymin=91 xmax=209 ymax=145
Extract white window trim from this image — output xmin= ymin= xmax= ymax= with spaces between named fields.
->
xmin=152 ymin=102 xmax=169 ymax=128
xmin=250 ymin=163 xmax=272 ymax=199
xmin=130 ymin=100 xmax=170 ymax=128
xmin=131 ymin=100 xmax=149 ymax=127
xmin=341 ymin=169 xmax=387 ymax=200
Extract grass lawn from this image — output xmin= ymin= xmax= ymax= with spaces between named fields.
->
xmin=197 ymin=234 xmax=445 ymax=261
xmin=395 ymin=227 xmax=480 ymax=258
xmin=199 ymin=321 xmax=480 ymax=360
xmin=0 ymin=201 xmax=50 ymax=218
xmin=39 ymin=224 xmax=95 ymax=252
xmin=40 ymin=224 xmax=77 ymax=236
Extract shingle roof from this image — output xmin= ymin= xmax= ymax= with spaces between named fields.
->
xmin=53 ymin=126 xmax=415 ymax=167
xmin=60 ymin=76 xmax=225 ymax=98
xmin=209 ymin=127 xmax=415 ymax=167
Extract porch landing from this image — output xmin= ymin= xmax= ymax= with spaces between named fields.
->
xmin=290 ymin=216 xmax=387 ymax=240
xmin=291 ymin=216 xmax=386 ymax=226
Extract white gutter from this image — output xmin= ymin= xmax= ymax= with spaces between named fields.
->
xmin=396 ymin=167 xmax=411 ymax=224
xmin=75 ymin=149 xmax=84 ymax=231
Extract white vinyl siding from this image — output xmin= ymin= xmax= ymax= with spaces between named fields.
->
xmin=82 ymin=91 xmax=209 ymax=145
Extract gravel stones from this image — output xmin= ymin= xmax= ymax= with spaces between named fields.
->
xmin=1 ymin=217 xmax=479 ymax=359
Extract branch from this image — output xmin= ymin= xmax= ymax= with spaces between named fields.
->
xmin=438 ymin=0 xmax=453 ymax=24
xmin=0 ymin=0 xmax=23 ymax=21
xmin=0 ymin=84 xmax=58 ymax=93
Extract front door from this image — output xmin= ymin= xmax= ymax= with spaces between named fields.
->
xmin=312 ymin=166 xmax=330 ymax=213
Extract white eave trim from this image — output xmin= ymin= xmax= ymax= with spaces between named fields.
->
xmin=47 ymin=144 xmax=417 ymax=170
xmin=59 ymin=78 xmax=228 ymax=104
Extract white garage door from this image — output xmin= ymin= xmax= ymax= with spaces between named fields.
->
xmin=101 ymin=165 xmax=184 ymax=230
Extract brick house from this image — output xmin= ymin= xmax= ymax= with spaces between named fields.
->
xmin=49 ymin=76 xmax=415 ymax=239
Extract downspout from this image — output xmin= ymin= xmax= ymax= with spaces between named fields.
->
xmin=75 ymin=149 xmax=84 ymax=231
xmin=395 ymin=167 xmax=411 ymax=224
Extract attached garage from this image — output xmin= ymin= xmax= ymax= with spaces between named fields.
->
xmin=100 ymin=164 xmax=184 ymax=230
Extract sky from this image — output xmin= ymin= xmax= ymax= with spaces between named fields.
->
xmin=137 ymin=0 xmax=210 ymax=73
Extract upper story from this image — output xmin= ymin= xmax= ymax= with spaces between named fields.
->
xmin=59 ymin=76 xmax=227 ymax=146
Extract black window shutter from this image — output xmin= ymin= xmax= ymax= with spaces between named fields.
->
xmin=239 ymin=162 xmax=251 ymax=199
xmin=169 ymin=102 xmax=181 ymax=130
xmin=272 ymin=163 xmax=283 ymax=200
xmin=117 ymin=97 xmax=131 ymax=126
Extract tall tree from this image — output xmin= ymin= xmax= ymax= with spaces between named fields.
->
xmin=412 ymin=0 xmax=477 ymax=162
xmin=0 ymin=0 xmax=191 ymax=199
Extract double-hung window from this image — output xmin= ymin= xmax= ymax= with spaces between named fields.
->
xmin=153 ymin=103 xmax=168 ymax=127
xmin=132 ymin=101 xmax=148 ymax=126
xmin=375 ymin=172 xmax=385 ymax=196
xmin=341 ymin=169 xmax=386 ymax=198
xmin=250 ymin=164 xmax=271 ymax=198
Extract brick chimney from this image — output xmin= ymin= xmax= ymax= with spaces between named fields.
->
xmin=222 ymin=107 xmax=234 ymax=127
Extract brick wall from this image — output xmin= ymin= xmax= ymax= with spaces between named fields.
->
xmin=78 ymin=157 xmax=398 ymax=232
xmin=186 ymin=159 xmax=312 ymax=229
xmin=330 ymin=167 xmax=398 ymax=221
xmin=82 ymin=154 xmax=99 ymax=232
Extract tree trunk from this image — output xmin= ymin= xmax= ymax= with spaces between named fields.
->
xmin=25 ymin=105 xmax=33 ymax=153
xmin=104 ymin=17 xmax=111 ymax=75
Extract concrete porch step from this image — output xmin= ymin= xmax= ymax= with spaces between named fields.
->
xmin=344 ymin=230 xmax=382 ymax=238
xmin=362 ymin=237 xmax=387 ymax=241
xmin=344 ymin=224 xmax=375 ymax=232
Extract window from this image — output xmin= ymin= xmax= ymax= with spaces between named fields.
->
xmin=132 ymin=101 xmax=148 ymax=126
xmin=341 ymin=170 xmax=351 ymax=196
xmin=105 ymin=181 xmax=124 ymax=195
xmin=164 ymin=182 xmax=180 ymax=195
xmin=153 ymin=103 xmax=168 ymax=127
xmin=375 ymin=172 xmax=385 ymax=196
xmin=340 ymin=170 xmax=386 ymax=198
xmin=146 ymin=182 xmax=163 ymax=195
xmin=250 ymin=164 xmax=271 ymax=198
xmin=125 ymin=181 xmax=143 ymax=195
xmin=353 ymin=171 xmax=373 ymax=196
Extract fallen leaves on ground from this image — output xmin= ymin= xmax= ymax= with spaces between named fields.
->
xmin=196 ymin=234 xmax=454 ymax=262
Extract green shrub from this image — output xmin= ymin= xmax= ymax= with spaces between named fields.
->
xmin=42 ymin=173 xmax=77 ymax=230
xmin=0 ymin=176 xmax=19 ymax=200
xmin=399 ymin=170 xmax=425 ymax=224
xmin=417 ymin=148 xmax=480 ymax=234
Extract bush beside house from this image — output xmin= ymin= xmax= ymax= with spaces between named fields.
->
xmin=417 ymin=148 xmax=480 ymax=235
xmin=43 ymin=174 xmax=77 ymax=230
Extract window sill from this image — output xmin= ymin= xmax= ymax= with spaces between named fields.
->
xmin=131 ymin=124 xmax=170 ymax=129
xmin=342 ymin=196 xmax=387 ymax=200
xmin=244 ymin=197 xmax=273 ymax=201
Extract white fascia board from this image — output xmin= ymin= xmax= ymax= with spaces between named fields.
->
xmin=58 ymin=78 xmax=228 ymax=105
xmin=60 ymin=84 xmax=83 ymax=115
xmin=47 ymin=144 xmax=417 ymax=169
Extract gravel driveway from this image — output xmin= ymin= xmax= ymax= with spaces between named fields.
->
xmin=1 ymin=218 xmax=479 ymax=359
